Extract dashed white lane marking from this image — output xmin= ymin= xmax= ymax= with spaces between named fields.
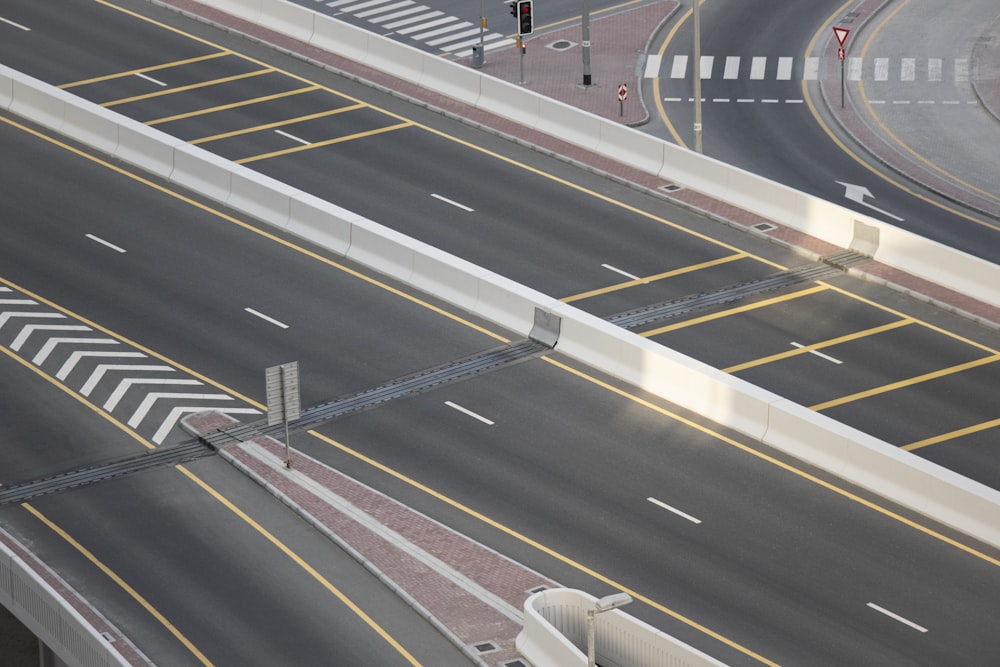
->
xmin=0 ymin=16 xmax=30 ymax=31
xmin=445 ymin=401 xmax=494 ymax=425
xmin=245 ymin=307 xmax=290 ymax=329
xmin=431 ymin=193 xmax=474 ymax=212
xmin=791 ymin=342 xmax=843 ymax=365
xmin=647 ymin=497 xmax=702 ymax=524
xmin=135 ymin=72 xmax=166 ymax=87
xmin=601 ymin=264 xmax=641 ymax=281
xmin=86 ymin=234 xmax=126 ymax=253
xmin=866 ymin=602 xmax=928 ymax=633
xmin=275 ymin=129 xmax=311 ymax=145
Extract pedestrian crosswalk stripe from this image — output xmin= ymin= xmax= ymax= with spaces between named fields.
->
xmin=397 ymin=15 xmax=452 ymax=34
xmin=928 ymin=58 xmax=942 ymax=81
xmin=875 ymin=57 xmax=888 ymax=81
xmin=955 ymin=58 xmax=968 ymax=82
xmin=723 ymin=56 xmax=739 ymax=80
xmin=803 ymin=57 xmax=819 ymax=80
xmin=427 ymin=26 xmax=480 ymax=47
xmin=749 ymin=56 xmax=766 ymax=80
xmin=776 ymin=57 xmax=792 ymax=80
xmin=383 ymin=10 xmax=440 ymax=30
xmin=699 ymin=55 xmax=713 ymax=79
xmin=671 ymin=54 xmax=687 ymax=78
xmin=369 ymin=5 xmax=425 ymax=23
xmin=411 ymin=19 xmax=469 ymax=40
xmin=340 ymin=0 xmax=390 ymax=12
xmin=901 ymin=58 xmax=915 ymax=81
xmin=356 ymin=0 xmax=410 ymax=17
xmin=644 ymin=54 xmax=662 ymax=79
xmin=848 ymin=57 xmax=862 ymax=80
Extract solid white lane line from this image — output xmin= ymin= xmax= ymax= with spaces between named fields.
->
xmin=86 ymin=234 xmax=126 ymax=253
xmin=647 ymin=497 xmax=702 ymax=524
xmin=275 ymin=129 xmax=311 ymax=145
xmin=431 ymin=193 xmax=474 ymax=211
xmin=445 ymin=401 xmax=494 ymax=425
xmin=245 ymin=308 xmax=290 ymax=329
xmin=0 ymin=16 xmax=30 ymax=31
xmin=601 ymin=264 xmax=641 ymax=281
xmin=866 ymin=603 xmax=928 ymax=633
xmin=135 ymin=72 xmax=167 ymax=87
xmin=790 ymin=342 xmax=843 ymax=365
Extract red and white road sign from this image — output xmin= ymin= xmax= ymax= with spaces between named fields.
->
xmin=838 ymin=47 xmax=846 ymax=61
xmin=833 ymin=27 xmax=850 ymax=46
xmin=618 ymin=83 xmax=628 ymax=102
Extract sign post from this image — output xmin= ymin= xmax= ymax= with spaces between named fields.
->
xmin=833 ymin=27 xmax=850 ymax=108
xmin=617 ymin=83 xmax=628 ymax=116
xmin=266 ymin=361 xmax=301 ymax=468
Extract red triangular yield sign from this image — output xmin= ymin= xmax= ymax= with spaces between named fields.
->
xmin=833 ymin=27 xmax=850 ymax=46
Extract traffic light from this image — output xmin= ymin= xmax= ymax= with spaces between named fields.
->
xmin=516 ymin=0 xmax=532 ymax=35
xmin=508 ymin=0 xmax=517 ymax=17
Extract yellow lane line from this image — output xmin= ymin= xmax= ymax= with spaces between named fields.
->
xmin=101 ymin=69 xmax=273 ymax=107
xmin=723 ymin=318 xmax=913 ymax=374
xmin=561 ymin=252 xmax=747 ymax=303
xmin=856 ymin=3 xmax=1000 ymax=208
xmin=234 ymin=121 xmax=412 ymax=164
xmin=22 ymin=503 xmax=215 ymax=666
xmin=308 ymin=429 xmax=779 ymax=666
xmin=904 ymin=418 xmax=1000 ymax=452
xmin=58 ymin=51 xmax=231 ymax=89
xmin=176 ymin=466 xmax=423 ymax=666
xmin=0 ymin=116 xmax=507 ymax=345
xmin=641 ymin=284 xmax=828 ymax=337
xmin=190 ymin=103 xmax=365 ymax=144
xmin=812 ymin=353 xmax=1000 ymax=411
xmin=801 ymin=2 xmax=997 ymax=229
xmin=821 ymin=283 xmax=1000 ymax=355
xmin=146 ymin=85 xmax=321 ymax=126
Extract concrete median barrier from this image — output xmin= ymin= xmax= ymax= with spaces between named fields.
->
xmin=310 ymin=13 xmax=370 ymax=64
xmin=477 ymin=76 xmax=542 ymax=130
xmin=228 ymin=167 xmax=298 ymax=229
xmin=419 ymin=54 xmax=482 ymax=107
xmin=345 ymin=219 xmax=416 ymax=285
xmin=9 ymin=74 xmax=66 ymax=134
xmin=536 ymin=96 xmax=601 ymax=152
xmin=260 ymin=0 xmax=315 ymax=44
xmin=207 ymin=0 xmax=263 ymax=23
xmin=0 ymin=66 xmax=15 ymax=110
xmin=114 ymin=119 xmax=181 ymax=180
xmin=595 ymin=120 xmax=667 ymax=176
xmin=63 ymin=101 xmax=121 ymax=156
xmin=171 ymin=142 xmax=234 ymax=203
xmin=287 ymin=192 xmax=354 ymax=255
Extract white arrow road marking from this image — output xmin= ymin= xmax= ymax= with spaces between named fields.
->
xmin=153 ymin=407 xmax=260 ymax=444
xmin=12 ymin=324 xmax=90 ymax=352
xmin=836 ymin=181 xmax=904 ymax=221
xmin=0 ymin=311 xmax=65 ymax=331
xmin=866 ymin=602 xmax=928 ymax=633
xmin=128 ymin=392 xmax=233 ymax=429
xmin=105 ymin=378 xmax=203 ymax=412
xmin=57 ymin=350 xmax=146 ymax=381
xmin=33 ymin=337 xmax=118 ymax=366
xmin=647 ymin=497 xmax=702 ymax=524
xmin=81 ymin=363 xmax=174 ymax=396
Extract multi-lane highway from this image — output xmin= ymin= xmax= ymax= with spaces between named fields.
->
xmin=3 ymin=0 xmax=1000 ymax=665
xmin=643 ymin=0 xmax=1000 ymax=262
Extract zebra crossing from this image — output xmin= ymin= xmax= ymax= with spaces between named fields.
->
xmin=0 ymin=285 xmax=260 ymax=445
xmin=311 ymin=0 xmax=514 ymax=57
xmin=646 ymin=54 xmax=971 ymax=83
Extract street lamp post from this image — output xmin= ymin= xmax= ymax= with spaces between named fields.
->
xmin=585 ymin=592 xmax=633 ymax=667
xmin=582 ymin=0 xmax=592 ymax=85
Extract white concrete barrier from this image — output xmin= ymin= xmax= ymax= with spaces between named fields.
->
xmin=171 ymin=142 xmax=234 ymax=203
xmin=518 ymin=588 xmax=727 ymax=667
xmin=363 ymin=26 xmax=425 ymax=85
xmin=536 ymin=96 xmax=602 ymax=152
xmin=114 ymin=120 xmax=181 ymax=180
xmin=259 ymin=0 xmax=315 ymax=44
xmin=596 ymin=120 xmax=668 ymax=176
xmin=287 ymin=192 xmax=354 ymax=255
xmin=9 ymin=74 xmax=66 ymax=133
xmin=63 ymin=102 xmax=121 ymax=157
xmin=310 ymin=13 xmax=370 ymax=64
xmin=206 ymin=0 xmax=263 ymax=23
xmin=477 ymin=75 xmax=542 ymax=130
xmin=0 ymin=66 xmax=17 ymax=110
xmin=228 ymin=167 xmax=297 ymax=229
xmin=419 ymin=54 xmax=482 ymax=107
xmin=345 ymin=220 xmax=417 ymax=285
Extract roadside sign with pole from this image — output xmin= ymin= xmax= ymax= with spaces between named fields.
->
xmin=266 ymin=361 xmax=300 ymax=468
xmin=617 ymin=83 xmax=628 ymax=116
xmin=833 ymin=27 xmax=850 ymax=108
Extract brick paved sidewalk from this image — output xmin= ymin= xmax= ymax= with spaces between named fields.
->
xmin=182 ymin=411 xmax=557 ymax=666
